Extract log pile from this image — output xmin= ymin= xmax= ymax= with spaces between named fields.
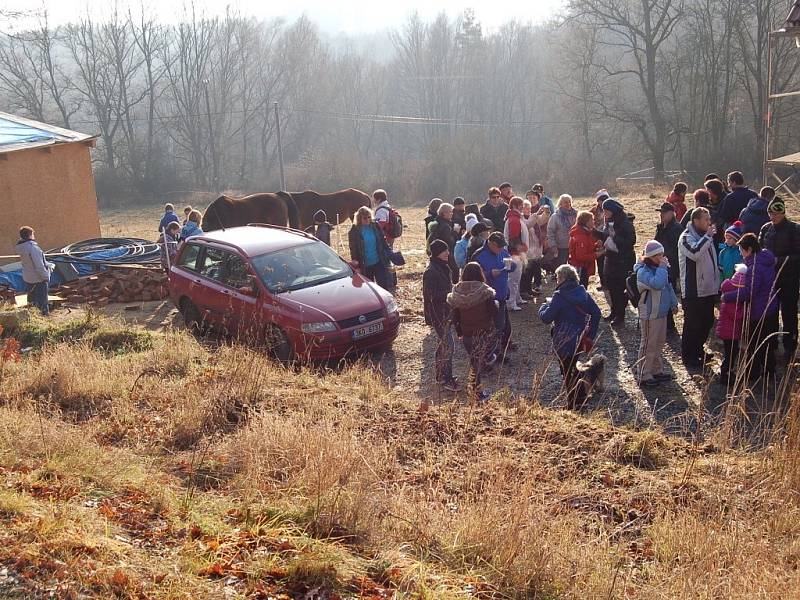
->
xmin=56 ymin=266 xmax=169 ymax=306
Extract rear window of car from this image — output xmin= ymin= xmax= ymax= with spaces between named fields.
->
xmin=251 ymin=240 xmax=352 ymax=293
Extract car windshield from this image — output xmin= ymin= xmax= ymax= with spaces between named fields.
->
xmin=251 ymin=240 xmax=353 ymax=293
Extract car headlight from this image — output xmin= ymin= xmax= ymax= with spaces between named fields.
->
xmin=301 ymin=321 xmax=337 ymax=333
xmin=385 ymin=297 xmax=399 ymax=314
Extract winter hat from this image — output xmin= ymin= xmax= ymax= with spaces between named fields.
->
xmin=602 ymin=198 xmax=624 ymax=214
xmin=430 ymin=239 xmax=448 ymax=257
xmin=643 ymin=240 xmax=665 ymax=258
xmin=725 ymin=220 xmax=744 ymax=241
xmin=465 ymin=213 xmax=479 ymax=233
xmin=313 ymin=210 xmax=327 ymax=223
xmin=595 ymin=189 xmax=610 ymax=203
xmin=731 ymin=263 xmax=747 ymax=286
xmin=656 ymin=202 xmax=675 ymax=214
xmin=768 ymin=198 xmax=786 ymax=214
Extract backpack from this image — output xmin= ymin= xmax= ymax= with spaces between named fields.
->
xmin=454 ymin=237 xmax=469 ymax=269
xmin=625 ymin=271 xmax=645 ymax=308
xmin=381 ymin=207 xmax=403 ymax=238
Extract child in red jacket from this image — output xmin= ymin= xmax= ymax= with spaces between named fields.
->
xmin=716 ymin=263 xmax=747 ymax=386
xmin=568 ymin=211 xmax=601 ymax=287
xmin=666 ymin=182 xmax=688 ymax=220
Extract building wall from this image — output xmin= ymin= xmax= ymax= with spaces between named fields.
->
xmin=0 ymin=142 xmax=100 ymax=264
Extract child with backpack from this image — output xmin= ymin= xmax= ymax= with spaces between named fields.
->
xmin=716 ymin=263 xmax=747 ymax=385
xmin=633 ymin=240 xmax=679 ymax=388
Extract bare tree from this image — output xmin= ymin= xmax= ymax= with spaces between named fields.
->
xmin=569 ymin=0 xmax=684 ymax=180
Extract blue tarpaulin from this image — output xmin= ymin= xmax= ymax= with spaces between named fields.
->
xmin=0 ymin=247 xmax=129 ymax=292
xmin=0 ymin=116 xmax=63 ymax=148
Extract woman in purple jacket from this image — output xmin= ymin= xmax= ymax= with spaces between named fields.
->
xmin=722 ymin=233 xmax=780 ymax=379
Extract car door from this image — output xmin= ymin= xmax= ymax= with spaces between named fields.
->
xmin=218 ymin=252 xmax=260 ymax=339
xmin=194 ymin=246 xmax=231 ymax=330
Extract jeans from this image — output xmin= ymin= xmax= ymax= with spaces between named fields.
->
xmin=27 ymin=281 xmax=49 ymax=315
xmin=364 ymin=262 xmax=392 ymax=291
xmin=432 ymin=322 xmax=454 ymax=383
xmin=558 ymin=354 xmax=581 ymax=409
xmin=495 ymin=300 xmax=512 ymax=356
xmin=462 ymin=333 xmax=492 ymax=391
xmin=555 ymin=248 xmax=569 ymax=268
xmin=681 ymin=296 xmax=716 ymax=363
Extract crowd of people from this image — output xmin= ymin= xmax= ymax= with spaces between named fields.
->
xmin=403 ymin=174 xmax=799 ymax=403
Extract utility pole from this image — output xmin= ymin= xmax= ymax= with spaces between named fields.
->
xmin=274 ymin=101 xmax=286 ymax=191
xmin=203 ymin=80 xmax=219 ymax=192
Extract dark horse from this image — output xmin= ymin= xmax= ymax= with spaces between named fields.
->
xmin=201 ymin=192 xmax=300 ymax=232
xmin=289 ymin=188 xmax=371 ymax=228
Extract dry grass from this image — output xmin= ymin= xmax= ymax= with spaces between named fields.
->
xmin=1 ymin=193 xmax=799 ymax=597
xmin=1 ymin=313 xmax=800 ymax=597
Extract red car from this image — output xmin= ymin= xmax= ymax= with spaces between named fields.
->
xmin=167 ymin=225 xmax=400 ymax=360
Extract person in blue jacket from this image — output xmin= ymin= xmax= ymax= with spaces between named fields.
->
xmin=474 ymin=231 xmax=517 ymax=361
xmin=539 ymin=264 xmax=601 ymax=407
xmin=738 ymin=186 xmax=773 ymax=235
xmin=180 ymin=209 xmax=204 ymax=239
xmin=634 ymin=240 xmax=679 ymax=388
xmin=158 ymin=203 xmax=180 ymax=233
xmin=717 ymin=221 xmax=743 ymax=282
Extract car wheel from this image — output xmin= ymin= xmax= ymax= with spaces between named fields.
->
xmin=263 ymin=325 xmax=293 ymax=363
xmin=179 ymin=298 xmax=206 ymax=335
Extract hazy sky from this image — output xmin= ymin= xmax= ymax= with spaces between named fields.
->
xmin=7 ymin=0 xmax=564 ymax=33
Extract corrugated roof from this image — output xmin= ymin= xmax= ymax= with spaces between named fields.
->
xmin=0 ymin=112 xmax=96 ymax=154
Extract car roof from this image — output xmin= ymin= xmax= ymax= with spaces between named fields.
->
xmin=190 ymin=225 xmax=315 ymax=256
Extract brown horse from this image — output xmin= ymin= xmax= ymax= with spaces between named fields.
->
xmin=201 ymin=192 xmax=300 ymax=232
xmin=289 ymin=189 xmax=371 ymax=228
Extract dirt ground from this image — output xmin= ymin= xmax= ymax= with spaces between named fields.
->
xmin=94 ymin=197 xmax=786 ymax=438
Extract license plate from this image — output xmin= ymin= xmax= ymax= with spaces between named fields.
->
xmin=352 ymin=321 xmax=383 ymax=340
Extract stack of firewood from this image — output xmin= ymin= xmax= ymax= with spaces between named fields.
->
xmin=55 ymin=266 xmax=169 ymax=305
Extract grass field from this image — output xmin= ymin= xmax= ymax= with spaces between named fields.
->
xmin=1 ymin=186 xmax=799 ymax=598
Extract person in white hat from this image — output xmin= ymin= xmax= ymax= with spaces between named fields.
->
xmin=634 ymin=240 xmax=679 ymax=388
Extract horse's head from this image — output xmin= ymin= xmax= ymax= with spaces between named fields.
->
xmin=201 ymin=196 xmax=229 ymax=232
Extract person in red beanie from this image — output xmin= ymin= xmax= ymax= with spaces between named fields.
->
xmin=665 ymin=182 xmax=688 ymax=220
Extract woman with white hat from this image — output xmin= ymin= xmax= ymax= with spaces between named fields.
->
xmin=634 ymin=240 xmax=679 ymax=388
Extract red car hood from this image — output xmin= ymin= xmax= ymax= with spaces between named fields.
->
xmin=276 ymin=274 xmax=389 ymax=322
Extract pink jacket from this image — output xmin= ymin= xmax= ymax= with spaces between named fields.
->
xmin=716 ymin=272 xmax=747 ymax=340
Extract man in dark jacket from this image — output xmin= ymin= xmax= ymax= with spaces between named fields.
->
xmin=480 ymin=186 xmax=508 ymax=231
xmin=739 ymin=186 xmax=774 ymax=235
xmin=593 ymin=198 xmax=636 ymax=326
xmin=655 ymin=202 xmax=683 ymax=332
xmin=423 ymin=239 xmax=458 ymax=391
xmin=759 ymin=198 xmax=800 ymax=361
xmin=452 ymin=197 xmax=467 ymax=232
xmin=718 ymin=171 xmax=758 ymax=227
xmin=304 ymin=210 xmax=334 ymax=246
xmin=427 ymin=202 xmax=459 ymax=283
